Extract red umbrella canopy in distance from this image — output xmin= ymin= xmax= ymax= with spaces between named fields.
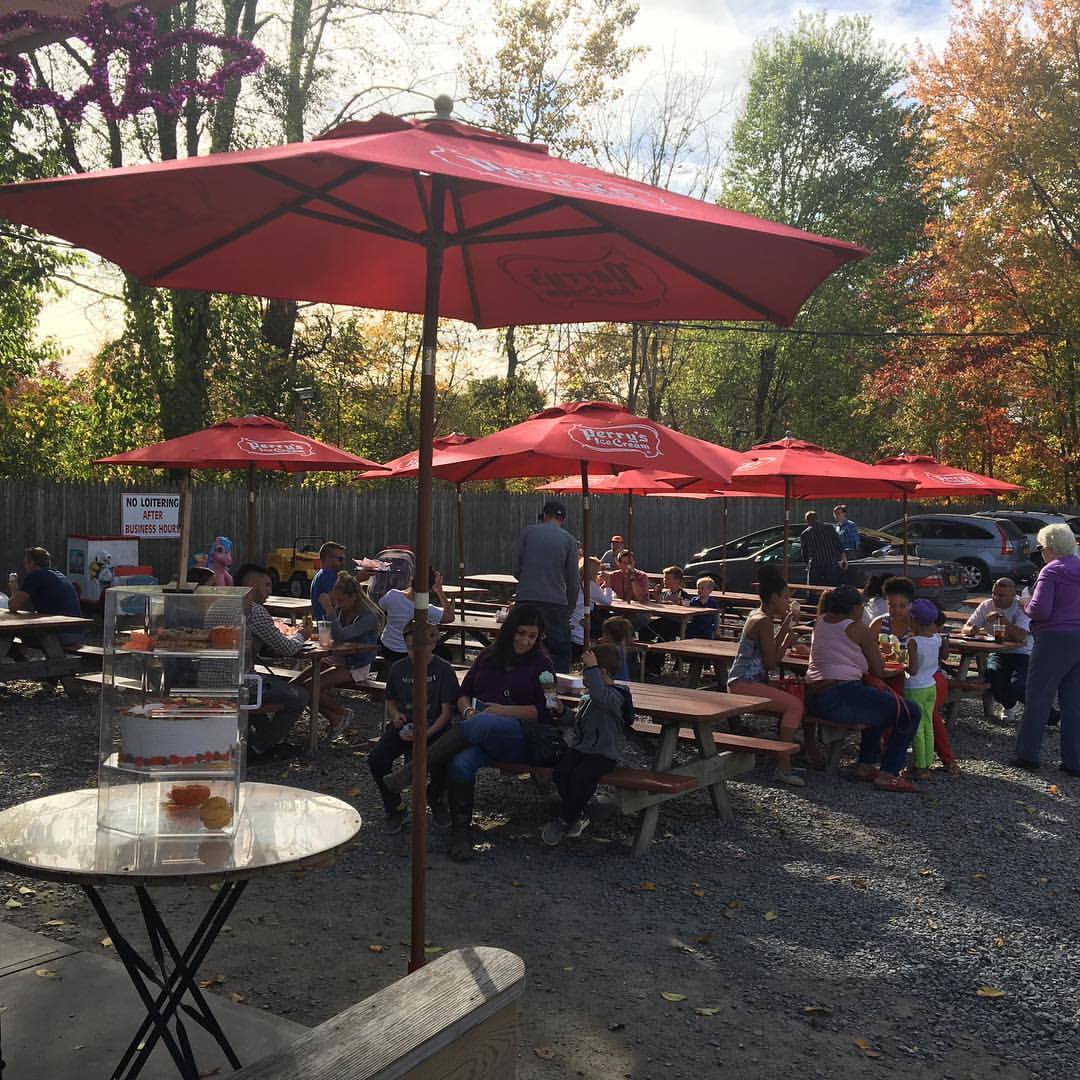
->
xmin=539 ymin=468 xmax=700 ymax=495
xmin=359 ymin=433 xmax=475 ymax=479
xmin=425 ymin=402 xmax=742 ymax=486
xmin=0 ymin=112 xmax=868 ymax=329
xmin=96 ymin=415 xmax=384 ymax=473
xmin=872 ymin=453 xmax=1021 ymax=497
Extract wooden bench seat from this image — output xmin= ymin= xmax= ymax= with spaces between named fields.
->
xmin=631 ymin=719 xmax=799 ymax=757
xmin=491 ymin=760 xmax=699 ymax=795
xmin=232 ymin=946 xmax=525 ymax=1080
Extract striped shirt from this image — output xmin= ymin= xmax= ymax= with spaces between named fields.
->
xmin=799 ymin=523 xmax=844 ymax=566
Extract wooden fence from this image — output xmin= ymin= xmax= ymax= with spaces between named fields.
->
xmin=0 ymin=478 xmax=1009 ymax=583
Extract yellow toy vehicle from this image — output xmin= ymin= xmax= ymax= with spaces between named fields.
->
xmin=264 ymin=536 xmax=324 ymax=596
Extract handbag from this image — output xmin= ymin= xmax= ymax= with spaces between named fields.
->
xmin=519 ymin=720 xmax=567 ymax=767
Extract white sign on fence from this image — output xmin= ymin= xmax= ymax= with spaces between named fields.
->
xmin=121 ymin=493 xmax=182 ymax=538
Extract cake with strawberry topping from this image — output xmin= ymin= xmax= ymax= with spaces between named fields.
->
xmin=119 ymin=708 xmax=237 ymax=770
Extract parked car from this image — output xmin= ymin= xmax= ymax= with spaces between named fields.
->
xmin=264 ymin=536 xmax=324 ymax=596
xmin=974 ymin=509 xmax=1080 ymax=568
xmin=684 ymin=526 xmax=967 ymax=608
xmin=878 ymin=513 xmax=1032 ymax=591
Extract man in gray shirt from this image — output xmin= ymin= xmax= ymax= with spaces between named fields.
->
xmin=514 ymin=499 xmax=578 ymax=674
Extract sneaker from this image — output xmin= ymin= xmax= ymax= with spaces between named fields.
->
xmin=565 ymin=816 xmax=590 ymax=839
xmin=383 ymin=805 xmax=409 ymax=834
xmin=1003 ymin=705 xmax=1020 ymax=725
xmin=774 ymin=770 xmax=807 ymax=788
xmin=430 ymin=802 xmax=452 ymax=831
xmin=541 ymin=819 xmax=569 ymax=846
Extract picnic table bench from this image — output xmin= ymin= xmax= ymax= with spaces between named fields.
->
xmin=0 ymin=611 xmax=96 ymax=695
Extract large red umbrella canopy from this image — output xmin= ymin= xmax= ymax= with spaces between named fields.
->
xmin=97 ymin=414 xmax=383 ymax=472
xmin=0 ymin=113 xmax=868 ymax=328
xmin=540 ymin=468 xmax=697 ymax=495
xmin=358 ymin=433 xmax=474 ymax=479
xmin=872 ymin=453 xmax=1021 ymax=497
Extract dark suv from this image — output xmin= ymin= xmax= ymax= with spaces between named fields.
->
xmin=878 ymin=513 xmax=1032 ymax=591
xmin=975 ymin=510 xmax=1080 ymax=568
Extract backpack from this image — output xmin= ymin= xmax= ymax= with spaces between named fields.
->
xmin=365 ymin=547 xmax=416 ymax=605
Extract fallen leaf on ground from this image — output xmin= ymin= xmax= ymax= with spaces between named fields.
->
xmin=972 ymin=872 xmax=988 ymax=880
xmin=511 ymin=880 xmax=526 ymax=888
xmin=562 ymin=966 xmax=574 ymax=971
xmin=99 ymin=937 xmax=113 ymax=949
xmin=763 ymin=910 xmax=779 ymax=922
xmin=660 ymin=992 xmax=687 ymax=1002
xmin=1048 ymin=784 xmax=1058 ymax=795
xmin=695 ymin=1007 xmax=720 ymax=1016
xmin=368 ymin=944 xmax=385 ymax=953
xmin=852 ymin=878 xmax=868 ymax=889
xmin=693 ymin=933 xmax=713 ymax=945
xmin=533 ymin=1046 xmax=557 ymax=1060
xmin=993 ymin=936 xmax=1006 ymax=948
xmin=690 ymin=886 xmax=705 ymax=898
xmin=853 ymin=1037 xmax=882 ymax=1058
xmin=424 ymin=946 xmax=443 ymax=955
xmin=18 ymin=886 xmax=35 ymax=895
xmin=44 ymin=919 xmax=65 ymax=927
xmin=347 ymin=787 xmax=361 ymax=797
xmin=227 ymin=992 xmax=245 ymax=1003
xmin=918 ymin=868 xmax=933 ymax=876
xmin=5 ymin=899 xmax=23 ymax=909
xmin=976 ymin=986 xmax=1005 ymax=998
xmin=803 ymin=1005 xmax=833 ymax=1016
xmin=34 ymin=968 xmax=60 ymax=979
xmin=824 ymin=874 xmax=843 ymax=882
xmin=726 ymin=899 xmax=740 ymax=909
xmin=640 ymin=881 xmax=657 ymax=891
xmin=927 ymin=919 xmax=940 ymax=931
xmin=208 ymin=882 xmax=223 ymax=892
xmin=197 ymin=975 xmax=226 ymax=989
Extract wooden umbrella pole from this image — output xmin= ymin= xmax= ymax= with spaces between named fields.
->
xmin=409 ymin=176 xmax=445 ymax=974
xmin=782 ymin=476 xmax=791 ymax=578
xmin=720 ymin=498 xmax=728 ymax=594
xmin=246 ymin=462 xmax=257 ymax=564
xmin=456 ymin=484 xmax=466 ymax=622
xmin=581 ymin=461 xmax=591 ymax=647
xmin=903 ymin=490 xmax=909 ymax=575
xmin=626 ymin=491 xmax=633 ymax=549
xmin=177 ymin=471 xmax=192 ymax=589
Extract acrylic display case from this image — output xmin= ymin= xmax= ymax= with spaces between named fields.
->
xmin=97 ymin=585 xmax=249 ymax=838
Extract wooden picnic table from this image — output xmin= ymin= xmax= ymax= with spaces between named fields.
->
xmin=440 ymin=584 xmax=487 ymax=597
xmin=464 ymin=573 xmax=518 ymax=590
xmin=263 ymin=595 xmax=310 ymax=617
xmin=947 ymin=634 xmax=1022 ymax=713
xmin=609 ymin=599 xmax=697 ymax=638
xmin=608 ymin=684 xmax=770 ymax=855
xmin=0 ymin=611 xmax=94 ymax=695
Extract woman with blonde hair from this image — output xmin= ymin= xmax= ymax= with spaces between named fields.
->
xmin=1015 ymin=524 xmax=1080 ymax=774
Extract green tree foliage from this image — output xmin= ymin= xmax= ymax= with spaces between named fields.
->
xmin=710 ymin=14 xmax=932 ymax=453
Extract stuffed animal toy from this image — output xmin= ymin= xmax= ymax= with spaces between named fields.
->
xmin=208 ymin=536 xmax=233 ymax=587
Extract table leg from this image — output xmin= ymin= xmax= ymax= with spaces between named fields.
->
xmin=38 ymin=631 xmax=82 ymax=697
xmin=632 ymin=724 xmax=679 ymax=857
xmin=82 ymin=881 xmax=247 ymax=1080
xmin=308 ymin=654 xmax=322 ymax=755
xmin=692 ymin=720 xmax=732 ymax=822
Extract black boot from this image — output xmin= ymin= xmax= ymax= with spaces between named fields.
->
xmin=384 ymin=724 xmax=469 ymax=793
xmin=447 ymin=778 xmax=476 ymax=862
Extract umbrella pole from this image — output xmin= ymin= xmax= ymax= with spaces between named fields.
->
xmin=456 ymin=484 xmax=466 ymax=622
xmin=721 ymin=498 xmax=728 ymax=594
xmin=783 ymin=477 xmax=791 ymax=578
xmin=581 ymin=462 xmax=591 ymax=648
xmin=903 ymin=491 xmax=909 ymax=575
xmin=246 ymin=463 xmax=257 ymax=564
xmin=177 ymin=471 xmax=192 ymax=589
xmin=409 ymin=177 xmax=446 ymax=974
xmin=626 ymin=492 xmax=633 ymax=549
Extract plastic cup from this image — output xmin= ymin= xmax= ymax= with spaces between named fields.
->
xmin=317 ymin=620 xmax=332 ymax=648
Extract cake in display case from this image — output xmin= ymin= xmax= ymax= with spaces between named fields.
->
xmin=97 ymin=585 xmax=249 ymax=838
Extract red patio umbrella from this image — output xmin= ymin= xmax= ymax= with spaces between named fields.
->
xmin=0 ymin=102 xmax=867 ymax=972
xmin=872 ymin=453 xmax=1022 ymax=572
xmin=97 ymin=415 xmax=384 ymax=581
xmin=703 ymin=436 xmax=914 ymax=575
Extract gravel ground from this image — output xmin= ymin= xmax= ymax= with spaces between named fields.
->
xmin=1 ymin=675 xmax=1076 ymax=1079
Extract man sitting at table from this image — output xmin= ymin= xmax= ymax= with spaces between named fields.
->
xmin=235 ymin=563 xmax=311 ymax=763
xmin=9 ymin=546 xmax=85 ymax=648
xmin=608 ymin=549 xmax=655 ymax=639
xmin=600 ymin=534 xmax=625 ymax=570
xmin=961 ymin=576 xmax=1039 ymax=725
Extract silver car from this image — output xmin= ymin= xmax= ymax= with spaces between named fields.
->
xmin=879 ymin=513 xmax=1033 ymax=591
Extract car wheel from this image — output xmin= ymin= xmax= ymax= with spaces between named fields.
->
xmin=266 ymin=568 xmax=280 ymax=593
xmin=957 ymin=559 xmax=989 ymax=591
xmin=288 ymin=572 xmax=308 ymax=598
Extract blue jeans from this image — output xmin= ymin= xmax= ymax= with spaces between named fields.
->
xmin=1017 ymin=631 xmax=1080 ymax=769
xmin=809 ymin=680 xmax=919 ymax=775
xmin=986 ymin=652 xmax=1029 ymax=709
xmin=519 ymin=601 xmax=571 ymax=675
xmin=446 ymin=712 xmax=527 ymax=781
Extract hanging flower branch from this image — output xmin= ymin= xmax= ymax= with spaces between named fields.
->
xmin=0 ymin=0 xmax=265 ymax=122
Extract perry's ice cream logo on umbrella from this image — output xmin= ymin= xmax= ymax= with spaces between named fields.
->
xmin=237 ymin=437 xmax=315 ymax=457
xmin=427 ymin=144 xmax=678 ymax=209
xmin=927 ymin=472 xmax=982 ymax=486
xmin=567 ymin=424 xmax=662 ymax=459
xmin=734 ymin=455 xmax=777 ymax=471
xmin=498 ymin=251 xmax=666 ymax=308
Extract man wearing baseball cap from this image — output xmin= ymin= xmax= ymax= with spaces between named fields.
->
xmin=600 ymin=534 xmax=625 ymax=570
xmin=514 ymin=499 xmax=578 ymax=673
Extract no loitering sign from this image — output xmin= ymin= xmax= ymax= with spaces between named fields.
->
xmin=121 ymin=493 xmax=182 ymax=538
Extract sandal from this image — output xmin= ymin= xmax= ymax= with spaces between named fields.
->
xmin=874 ymin=773 xmax=916 ymax=793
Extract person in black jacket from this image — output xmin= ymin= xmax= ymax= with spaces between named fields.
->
xmin=542 ymin=643 xmax=632 ymax=845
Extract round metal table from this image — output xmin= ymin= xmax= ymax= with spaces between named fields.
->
xmin=0 ymin=783 xmax=360 ymax=1079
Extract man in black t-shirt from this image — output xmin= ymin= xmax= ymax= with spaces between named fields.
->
xmin=10 ymin=547 xmax=84 ymax=647
xmin=369 ymin=622 xmax=460 ymax=833
xmin=798 ymin=511 xmax=848 ymax=586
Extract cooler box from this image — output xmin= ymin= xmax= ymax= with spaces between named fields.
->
xmin=66 ymin=535 xmax=140 ymax=602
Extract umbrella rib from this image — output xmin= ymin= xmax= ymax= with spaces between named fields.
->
xmin=146 ymin=161 xmax=382 ymax=279
xmin=246 ymin=163 xmax=422 ymax=243
xmin=569 ymin=202 xmax=787 ymax=324
xmin=447 ymin=180 xmax=483 ymax=326
xmin=459 ymin=226 xmax=609 ymax=245
xmin=291 ymin=205 xmax=419 ymax=242
xmin=451 ymin=197 xmax=574 ymax=241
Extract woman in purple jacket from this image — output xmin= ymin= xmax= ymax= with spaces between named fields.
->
xmin=1015 ymin=524 xmax=1080 ymax=774
xmin=386 ymin=604 xmax=556 ymax=861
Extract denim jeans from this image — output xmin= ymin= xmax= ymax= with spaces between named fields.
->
xmin=809 ymin=680 xmax=919 ymax=775
xmin=1017 ymin=631 xmax=1080 ymax=769
xmin=986 ymin=652 xmax=1029 ymax=709
xmin=249 ymin=676 xmax=307 ymax=751
xmin=446 ymin=711 xmax=527 ymax=781
xmin=369 ymin=724 xmax=449 ymax=811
